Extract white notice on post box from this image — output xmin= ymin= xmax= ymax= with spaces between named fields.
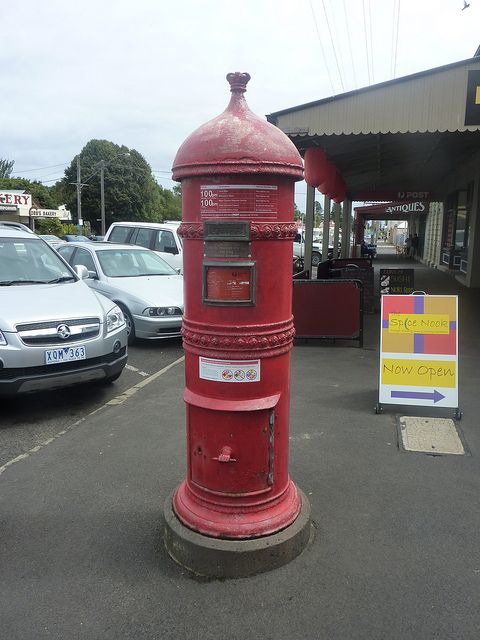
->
xmin=199 ymin=357 xmax=261 ymax=383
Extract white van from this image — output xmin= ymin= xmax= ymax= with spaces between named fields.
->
xmin=104 ymin=222 xmax=183 ymax=272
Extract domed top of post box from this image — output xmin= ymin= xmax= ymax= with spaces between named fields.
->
xmin=172 ymin=72 xmax=304 ymax=181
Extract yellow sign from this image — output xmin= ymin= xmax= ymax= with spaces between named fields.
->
xmin=388 ymin=314 xmax=449 ymax=334
xmin=379 ymin=294 xmax=458 ymax=408
xmin=381 ymin=358 xmax=456 ymax=388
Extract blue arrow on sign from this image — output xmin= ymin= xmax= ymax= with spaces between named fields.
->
xmin=391 ymin=389 xmax=445 ymax=403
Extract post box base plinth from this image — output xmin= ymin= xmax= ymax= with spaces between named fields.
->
xmin=172 ymin=479 xmax=302 ymax=539
xmin=163 ymin=488 xmax=312 ymax=579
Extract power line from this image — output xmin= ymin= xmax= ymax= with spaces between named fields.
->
xmin=38 ymin=177 xmax=65 ymax=184
xmin=34 ymin=170 xmax=67 ymax=181
xmin=326 ymin=0 xmax=347 ymax=89
xmin=13 ymin=163 xmax=67 ymax=174
xmin=392 ymin=0 xmax=401 ymax=78
xmin=368 ymin=0 xmax=375 ymax=83
xmin=362 ymin=0 xmax=371 ymax=85
xmin=320 ymin=0 xmax=345 ymax=92
xmin=342 ymin=0 xmax=357 ymax=89
xmin=390 ymin=0 xmax=397 ymax=78
xmin=308 ymin=0 xmax=336 ymax=95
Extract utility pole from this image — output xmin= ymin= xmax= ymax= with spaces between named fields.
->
xmin=76 ymin=156 xmax=82 ymax=230
xmin=70 ymin=151 xmax=129 ymax=236
xmin=70 ymin=156 xmax=87 ymax=233
xmin=100 ymin=160 xmax=105 ymax=236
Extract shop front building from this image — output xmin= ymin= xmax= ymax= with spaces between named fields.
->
xmin=0 ymin=190 xmax=71 ymax=228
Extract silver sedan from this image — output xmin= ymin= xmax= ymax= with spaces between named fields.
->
xmin=58 ymin=242 xmax=183 ymax=344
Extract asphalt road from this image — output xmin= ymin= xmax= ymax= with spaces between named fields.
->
xmin=0 ymin=338 xmax=184 ymax=469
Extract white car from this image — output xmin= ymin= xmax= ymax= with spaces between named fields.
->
xmin=58 ymin=242 xmax=183 ymax=344
xmin=293 ymin=232 xmax=322 ymax=266
xmin=104 ymin=221 xmax=183 ymax=272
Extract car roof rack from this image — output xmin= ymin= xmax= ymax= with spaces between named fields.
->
xmin=0 ymin=221 xmax=34 ymax=234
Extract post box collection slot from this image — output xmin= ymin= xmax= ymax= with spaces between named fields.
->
xmin=204 ymin=241 xmax=251 ymax=259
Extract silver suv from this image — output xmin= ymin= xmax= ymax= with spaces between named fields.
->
xmin=0 ymin=226 xmax=128 ymax=394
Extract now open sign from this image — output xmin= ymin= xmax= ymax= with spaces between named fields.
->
xmin=378 ymin=294 xmax=458 ymax=408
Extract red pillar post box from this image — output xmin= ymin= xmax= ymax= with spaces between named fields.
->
xmin=169 ymin=72 xmax=309 ymax=544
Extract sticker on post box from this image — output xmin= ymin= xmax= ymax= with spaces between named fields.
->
xmin=200 ymin=184 xmax=278 ymax=219
xmin=199 ymin=357 xmax=261 ymax=383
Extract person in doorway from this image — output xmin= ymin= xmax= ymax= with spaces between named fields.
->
xmin=411 ymin=233 xmax=419 ymax=258
xmin=404 ymin=235 xmax=412 ymax=258
xmin=361 ymin=240 xmax=375 ymax=259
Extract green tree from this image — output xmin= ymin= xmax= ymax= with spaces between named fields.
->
xmin=0 ymin=159 xmax=14 ymax=179
xmin=34 ymin=218 xmax=65 ymax=236
xmin=62 ymin=140 xmax=181 ymax=231
xmin=158 ymin=185 xmax=182 ymax=221
xmin=294 ymin=203 xmax=303 ymax=220
xmin=49 ymin=179 xmax=68 ymax=208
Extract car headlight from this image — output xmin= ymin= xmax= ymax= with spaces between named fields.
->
xmin=0 ymin=330 xmax=7 ymax=346
xmin=106 ymin=306 xmax=125 ymax=333
xmin=143 ymin=307 xmax=182 ymax=317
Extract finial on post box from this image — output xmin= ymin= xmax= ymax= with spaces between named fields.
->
xmin=226 ymin=72 xmax=251 ymax=93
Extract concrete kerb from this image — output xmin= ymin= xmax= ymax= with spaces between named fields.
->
xmin=163 ymin=488 xmax=312 ymax=579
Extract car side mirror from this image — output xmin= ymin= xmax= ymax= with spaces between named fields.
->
xmin=163 ymin=246 xmax=179 ymax=255
xmin=74 ymin=265 xmax=89 ymax=280
xmin=88 ymin=270 xmax=99 ymax=280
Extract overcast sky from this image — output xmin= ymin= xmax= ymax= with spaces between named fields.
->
xmin=2 ymin=0 xmax=479 ymax=210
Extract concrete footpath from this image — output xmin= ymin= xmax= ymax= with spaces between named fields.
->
xmin=1 ymin=254 xmax=480 ymax=640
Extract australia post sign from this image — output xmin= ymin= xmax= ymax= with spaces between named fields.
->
xmin=379 ymin=294 xmax=458 ymax=408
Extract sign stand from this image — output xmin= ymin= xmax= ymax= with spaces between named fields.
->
xmin=375 ymin=292 xmax=462 ymax=420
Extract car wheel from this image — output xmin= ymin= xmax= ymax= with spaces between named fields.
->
xmin=312 ymin=252 xmax=321 ymax=267
xmin=119 ymin=305 xmax=136 ymax=345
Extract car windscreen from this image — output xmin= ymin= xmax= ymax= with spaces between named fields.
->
xmin=0 ymin=238 xmax=75 ymax=285
xmin=96 ymin=248 xmax=177 ymax=277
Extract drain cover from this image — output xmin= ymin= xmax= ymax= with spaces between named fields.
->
xmin=399 ymin=416 xmax=465 ymax=455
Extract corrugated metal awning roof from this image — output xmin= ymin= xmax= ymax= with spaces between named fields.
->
xmin=268 ymin=57 xmax=480 ymax=136
xmin=267 ymin=57 xmax=480 ymax=199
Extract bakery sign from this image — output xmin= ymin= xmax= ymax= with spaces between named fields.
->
xmin=0 ymin=192 xmax=32 ymax=206
xmin=30 ymin=208 xmax=72 ymax=221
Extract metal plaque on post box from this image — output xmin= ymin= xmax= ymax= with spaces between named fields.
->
xmin=204 ymin=220 xmax=250 ymax=241
xmin=204 ymin=220 xmax=251 ymax=259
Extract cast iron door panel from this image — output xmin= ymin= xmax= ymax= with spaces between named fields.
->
xmin=189 ymin=406 xmax=272 ymax=495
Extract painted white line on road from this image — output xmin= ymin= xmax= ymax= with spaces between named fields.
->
xmin=106 ymin=356 xmax=184 ymax=405
xmin=125 ymin=364 xmax=149 ymax=377
xmin=0 ymin=355 xmax=185 ymax=477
